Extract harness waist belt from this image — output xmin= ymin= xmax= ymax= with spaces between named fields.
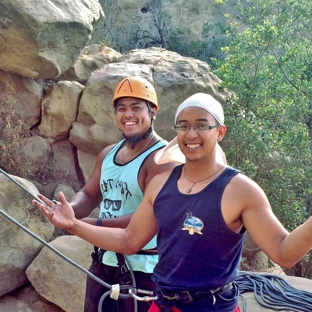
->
xmin=161 ymin=281 xmax=234 ymax=304
xmin=136 ymin=247 xmax=158 ymax=255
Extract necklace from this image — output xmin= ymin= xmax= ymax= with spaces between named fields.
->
xmin=184 ymin=165 xmax=224 ymax=194
xmin=119 ymin=134 xmax=154 ymax=164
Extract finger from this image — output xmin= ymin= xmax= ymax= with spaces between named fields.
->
xmin=36 ymin=203 xmax=53 ymax=218
xmin=57 ymin=191 xmax=68 ymax=205
xmin=32 ymin=199 xmax=52 ymax=215
xmin=37 ymin=194 xmax=54 ymax=206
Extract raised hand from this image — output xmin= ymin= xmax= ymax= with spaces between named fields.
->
xmin=32 ymin=191 xmax=76 ymax=231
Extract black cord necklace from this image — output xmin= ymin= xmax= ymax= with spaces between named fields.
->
xmin=184 ymin=165 xmax=224 ymax=194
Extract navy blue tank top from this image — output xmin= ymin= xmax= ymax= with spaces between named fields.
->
xmin=152 ymin=165 xmax=245 ymax=291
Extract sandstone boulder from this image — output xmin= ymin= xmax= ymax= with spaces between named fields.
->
xmin=0 ymin=71 xmax=43 ymax=127
xmin=38 ymin=81 xmax=84 ymax=141
xmin=26 ymin=235 xmax=94 ymax=312
xmin=0 ymin=174 xmax=54 ymax=296
xmin=0 ymin=0 xmax=104 ymax=79
xmin=69 ymin=47 xmax=230 ymax=158
xmin=58 ymin=44 xmax=122 ymax=82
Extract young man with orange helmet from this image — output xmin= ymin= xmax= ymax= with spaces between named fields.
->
xmin=67 ymin=76 xmax=178 ymax=312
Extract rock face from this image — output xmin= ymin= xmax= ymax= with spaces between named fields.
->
xmin=26 ymin=236 xmax=94 ymax=312
xmin=0 ymin=71 xmax=43 ymax=127
xmin=38 ymin=81 xmax=83 ymax=141
xmin=93 ymin=0 xmax=237 ymax=48
xmin=0 ymin=0 xmax=104 ymax=78
xmin=0 ymin=174 xmax=54 ymax=296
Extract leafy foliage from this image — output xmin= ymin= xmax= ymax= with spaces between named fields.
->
xmin=167 ymin=21 xmax=235 ymax=66
xmin=214 ymin=0 xmax=312 ymax=233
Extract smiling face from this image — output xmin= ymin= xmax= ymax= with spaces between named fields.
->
xmin=176 ymin=107 xmax=226 ymax=162
xmin=115 ymin=97 xmax=156 ymax=140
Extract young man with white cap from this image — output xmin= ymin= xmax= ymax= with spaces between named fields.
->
xmin=33 ymin=92 xmax=312 ymax=311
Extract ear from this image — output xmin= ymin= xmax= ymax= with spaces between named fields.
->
xmin=217 ymin=125 xmax=226 ymax=142
xmin=151 ymin=107 xmax=157 ymax=120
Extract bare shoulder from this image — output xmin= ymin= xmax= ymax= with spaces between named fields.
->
xmin=145 ymin=168 xmax=175 ymax=202
xmin=97 ymin=143 xmax=116 ymax=163
xmin=225 ymin=172 xmax=290 ymax=264
xmin=145 ymin=148 xmax=179 ymax=173
xmin=222 ymin=172 xmax=270 ymax=217
xmin=226 ymin=172 xmax=266 ymax=198
xmin=83 ymin=143 xmax=116 ymax=190
xmin=140 ymin=146 xmax=179 ymax=191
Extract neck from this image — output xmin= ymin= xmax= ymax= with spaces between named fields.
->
xmin=123 ymin=126 xmax=153 ymax=149
xmin=119 ymin=132 xmax=155 ymax=164
xmin=184 ymin=151 xmax=221 ymax=179
xmin=124 ymin=131 xmax=154 ymax=149
xmin=184 ymin=162 xmax=223 ymax=180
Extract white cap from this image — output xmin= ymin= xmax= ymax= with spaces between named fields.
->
xmin=175 ymin=93 xmax=224 ymax=125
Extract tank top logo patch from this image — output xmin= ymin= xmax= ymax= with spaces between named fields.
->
xmin=182 ymin=212 xmax=204 ymax=235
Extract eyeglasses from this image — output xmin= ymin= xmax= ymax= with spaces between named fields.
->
xmin=173 ymin=124 xmax=219 ymax=133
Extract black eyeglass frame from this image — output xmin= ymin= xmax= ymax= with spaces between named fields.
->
xmin=173 ymin=124 xmax=219 ymax=132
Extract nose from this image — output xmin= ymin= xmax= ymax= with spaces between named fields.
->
xmin=123 ymin=108 xmax=134 ymax=117
xmin=186 ymin=125 xmax=198 ymax=138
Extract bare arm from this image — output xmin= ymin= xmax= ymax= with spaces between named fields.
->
xmin=32 ymin=173 xmax=163 ymax=253
xmin=81 ymin=214 xmax=134 ymax=228
xmin=232 ymin=174 xmax=312 ymax=268
xmin=69 ymin=147 xmax=109 ymax=219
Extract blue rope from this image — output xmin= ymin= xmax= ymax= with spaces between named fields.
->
xmin=237 ymin=271 xmax=312 ymax=312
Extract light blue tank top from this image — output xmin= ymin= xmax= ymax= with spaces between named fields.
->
xmin=99 ymin=139 xmax=165 ymax=273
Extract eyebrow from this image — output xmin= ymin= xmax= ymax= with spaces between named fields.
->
xmin=177 ymin=118 xmax=209 ymax=123
xmin=116 ymin=101 xmax=144 ymax=107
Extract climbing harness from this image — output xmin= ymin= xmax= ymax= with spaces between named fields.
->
xmin=1 ymin=168 xmax=312 ymax=312
xmin=237 ymin=271 xmax=312 ymax=312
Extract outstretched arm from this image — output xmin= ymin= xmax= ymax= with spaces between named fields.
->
xmin=32 ymin=179 xmax=159 ymax=254
xmin=234 ymin=174 xmax=312 ymax=268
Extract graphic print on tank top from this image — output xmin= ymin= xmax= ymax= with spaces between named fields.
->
xmin=181 ymin=211 xmax=204 ymax=235
xmin=99 ymin=140 xmax=166 ymax=220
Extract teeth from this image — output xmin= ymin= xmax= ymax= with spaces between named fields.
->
xmin=125 ymin=121 xmax=136 ymax=126
xmin=187 ymin=144 xmax=200 ymax=149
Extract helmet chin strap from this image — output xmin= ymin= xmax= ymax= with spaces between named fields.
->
xmin=123 ymin=126 xmax=153 ymax=149
xmin=122 ymin=101 xmax=155 ymax=149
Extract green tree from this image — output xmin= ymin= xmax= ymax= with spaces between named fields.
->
xmin=167 ymin=21 xmax=235 ymax=66
xmin=215 ymin=0 xmax=312 ymax=277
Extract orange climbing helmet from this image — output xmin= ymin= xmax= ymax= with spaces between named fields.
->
xmin=112 ymin=76 xmax=158 ymax=110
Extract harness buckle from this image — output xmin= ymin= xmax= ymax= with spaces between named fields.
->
xmin=120 ymin=264 xmax=128 ymax=274
xmin=161 ymin=291 xmax=179 ymax=301
xmin=161 ymin=290 xmax=193 ymax=303
xmin=178 ymin=290 xmax=193 ymax=303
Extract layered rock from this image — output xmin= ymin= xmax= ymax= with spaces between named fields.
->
xmin=0 ymin=174 xmax=54 ymax=296
xmin=26 ymin=236 xmax=93 ymax=312
xmin=0 ymin=0 xmax=104 ymax=79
